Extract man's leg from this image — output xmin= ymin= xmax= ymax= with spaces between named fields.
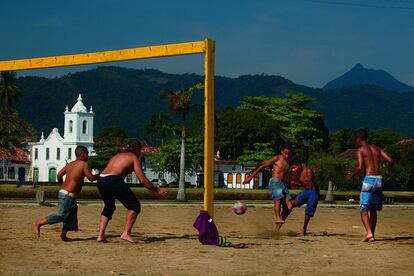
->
xmin=360 ymin=211 xmax=374 ymax=242
xmin=97 ymin=215 xmax=110 ymax=242
xmin=301 ymin=214 xmax=311 ymax=236
xmin=274 ymin=200 xmax=284 ymax=224
xmin=120 ymin=210 xmax=138 ymax=243
xmin=32 ymin=218 xmax=47 ymax=237
xmin=277 ymin=199 xmax=300 ymax=231
xmin=369 ymin=210 xmax=377 ymax=237
xmin=60 ymin=230 xmax=69 ymax=241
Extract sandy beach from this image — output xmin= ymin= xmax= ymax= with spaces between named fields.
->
xmin=0 ymin=203 xmax=413 ymax=275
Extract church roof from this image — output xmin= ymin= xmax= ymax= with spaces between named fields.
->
xmin=71 ymin=94 xmax=88 ymax=113
xmin=0 ymin=147 xmax=30 ymax=164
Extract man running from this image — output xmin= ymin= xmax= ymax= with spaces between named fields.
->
xmin=347 ymin=129 xmax=393 ymax=242
xmin=96 ymin=140 xmax=168 ymax=243
xmin=33 ymin=146 xmax=98 ymax=241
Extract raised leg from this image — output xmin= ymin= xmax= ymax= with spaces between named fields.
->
xmin=32 ymin=218 xmax=47 ymax=237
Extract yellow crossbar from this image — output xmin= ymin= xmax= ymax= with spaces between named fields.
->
xmin=0 ymin=41 xmax=206 ymax=71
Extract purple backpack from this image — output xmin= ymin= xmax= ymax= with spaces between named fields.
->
xmin=193 ymin=210 xmax=220 ymax=246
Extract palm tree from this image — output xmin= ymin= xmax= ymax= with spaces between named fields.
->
xmin=144 ymin=112 xmax=179 ymax=146
xmin=0 ymin=71 xmax=23 ymax=108
xmin=161 ymin=83 xmax=203 ymax=200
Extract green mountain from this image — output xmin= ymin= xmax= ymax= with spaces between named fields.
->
xmin=13 ymin=66 xmax=414 ymax=138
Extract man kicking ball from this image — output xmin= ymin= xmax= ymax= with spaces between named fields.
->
xmin=244 ymin=144 xmax=293 ymax=226
xmin=283 ymin=157 xmax=320 ymax=235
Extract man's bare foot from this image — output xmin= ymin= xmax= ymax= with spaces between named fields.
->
xmin=97 ymin=235 xmax=106 ymax=242
xmin=299 ymin=228 xmax=307 ymax=236
xmin=286 ymin=200 xmax=293 ymax=210
xmin=60 ymin=235 xmax=72 ymax=242
xmin=120 ymin=232 xmax=135 ymax=243
xmin=32 ymin=221 xmax=40 ymax=237
xmin=362 ymin=234 xmax=375 ymax=242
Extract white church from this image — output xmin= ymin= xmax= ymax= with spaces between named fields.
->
xmin=29 ymin=94 xmax=94 ymax=182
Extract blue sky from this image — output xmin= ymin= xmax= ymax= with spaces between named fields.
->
xmin=1 ymin=0 xmax=413 ymax=88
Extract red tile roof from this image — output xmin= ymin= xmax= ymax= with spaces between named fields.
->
xmin=0 ymin=147 xmax=30 ymax=164
xmin=141 ymin=145 xmax=160 ymax=155
xmin=395 ymin=139 xmax=414 ymax=145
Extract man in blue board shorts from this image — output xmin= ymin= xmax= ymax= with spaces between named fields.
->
xmin=347 ymin=129 xmax=393 ymax=242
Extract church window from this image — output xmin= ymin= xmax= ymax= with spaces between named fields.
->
xmin=34 ymin=148 xmax=38 ymax=160
xmin=46 ymin=148 xmax=50 ymax=160
xmin=227 ymin=174 xmax=233 ymax=185
xmin=56 ymin=148 xmax=60 ymax=160
xmin=68 ymin=148 xmax=72 ymax=160
xmin=69 ymin=120 xmax=73 ymax=133
xmin=82 ymin=120 xmax=88 ymax=134
xmin=236 ymin=173 xmax=242 ymax=184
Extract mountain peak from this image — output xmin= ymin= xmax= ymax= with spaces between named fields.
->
xmin=323 ymin=64 xmax=414 ymax=93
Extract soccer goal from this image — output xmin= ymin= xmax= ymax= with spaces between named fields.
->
xmin=0 ymin=38 xmax=216 ymax=216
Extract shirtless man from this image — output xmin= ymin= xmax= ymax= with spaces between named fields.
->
xmin=244 ymin=144 xmax=293 ymax=226
xmin=96 ymin=140 xmax=168 ymax=243
xmin=347 ymin=129 xmax=393 ymax=242
xmin=283 ymin=157 xmax=320 ymax=235
xmin=33 ymin=146 xmax=98 ymax=241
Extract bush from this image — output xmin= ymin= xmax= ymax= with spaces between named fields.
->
xmin=309 ymin=153 xmax=359 ymax=190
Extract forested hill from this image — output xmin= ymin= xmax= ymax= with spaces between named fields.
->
xmin=13 ymin=66 xmax=414 ymax=138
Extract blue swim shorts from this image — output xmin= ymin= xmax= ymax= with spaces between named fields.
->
xmin=269 ymin=178 xmax=291 ymax=201
xmin=295 ymin=188 xmax=320 ymax=217
xmin=360 ymin=175 xmax=383 ymax=212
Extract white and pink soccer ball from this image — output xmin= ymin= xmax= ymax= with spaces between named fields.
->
xmin=232 ymin=201 xmax=247 ymax=215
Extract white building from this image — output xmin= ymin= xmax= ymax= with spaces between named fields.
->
xmin=29 ymin=94 xmax=94 ymax=182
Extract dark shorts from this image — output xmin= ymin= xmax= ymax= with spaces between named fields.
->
xmin=295 ymin=188 xmax=319 ymax=217
xmin=97 ymin=175 xmax=141 ymax=220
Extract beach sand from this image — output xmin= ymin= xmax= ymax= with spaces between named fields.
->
xmin=0 ymin=203 xmax=413 ymax=275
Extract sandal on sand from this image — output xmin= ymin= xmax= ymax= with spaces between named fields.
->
xmin=221 ymin=241 xmax=247 ymax=249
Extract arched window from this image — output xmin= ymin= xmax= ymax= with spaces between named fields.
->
xmin=236 ymin=173 xmax=242 ymax=184
xmin=227 ymin=174 xmax=233 ymax=185
xmin=69 ymin=120 xmax=73 ymax=133
xmin=82 ymin=120 xmax=88 ymax=134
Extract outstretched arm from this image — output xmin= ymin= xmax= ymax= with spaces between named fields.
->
xmin=134 ymin=156 xmax=167 ymax=198
xmin=244 ymin=156 xmax=277 ymax=183
xmin=381 ymin=149 xmax=394 ymax=178
xmin=347 ymin=149 xmax=364 ymax=181
xmin=83 ymin=163 xmax=99 ymax=181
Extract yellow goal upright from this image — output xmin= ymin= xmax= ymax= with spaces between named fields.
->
xmin=0 ymin=38 xmax=216 ymax=217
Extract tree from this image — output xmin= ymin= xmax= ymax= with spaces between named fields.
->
xmin=329 ymin=128 xmax=355 ymax=154
xmin=0 ymin=71 xmax=23 ymax=108
xmin=240 ymin=94 xmax=328 ymax=147
xmin=216 ymin=107 xmax=282 ymax=159
xmin=88 ymin=125 xmax=128 ymax=170
xmin=148 ymin=138 xmax=203 ymax=182
xmin=237 ymin=143 xmax=274 ymax=167
xmin=144 ymin=112 xmax=178 ymax=146
xmin=0 ymin=107 xmax=36 ymax=150
xmin=161 ymin=83 xmax=203 ymax=200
